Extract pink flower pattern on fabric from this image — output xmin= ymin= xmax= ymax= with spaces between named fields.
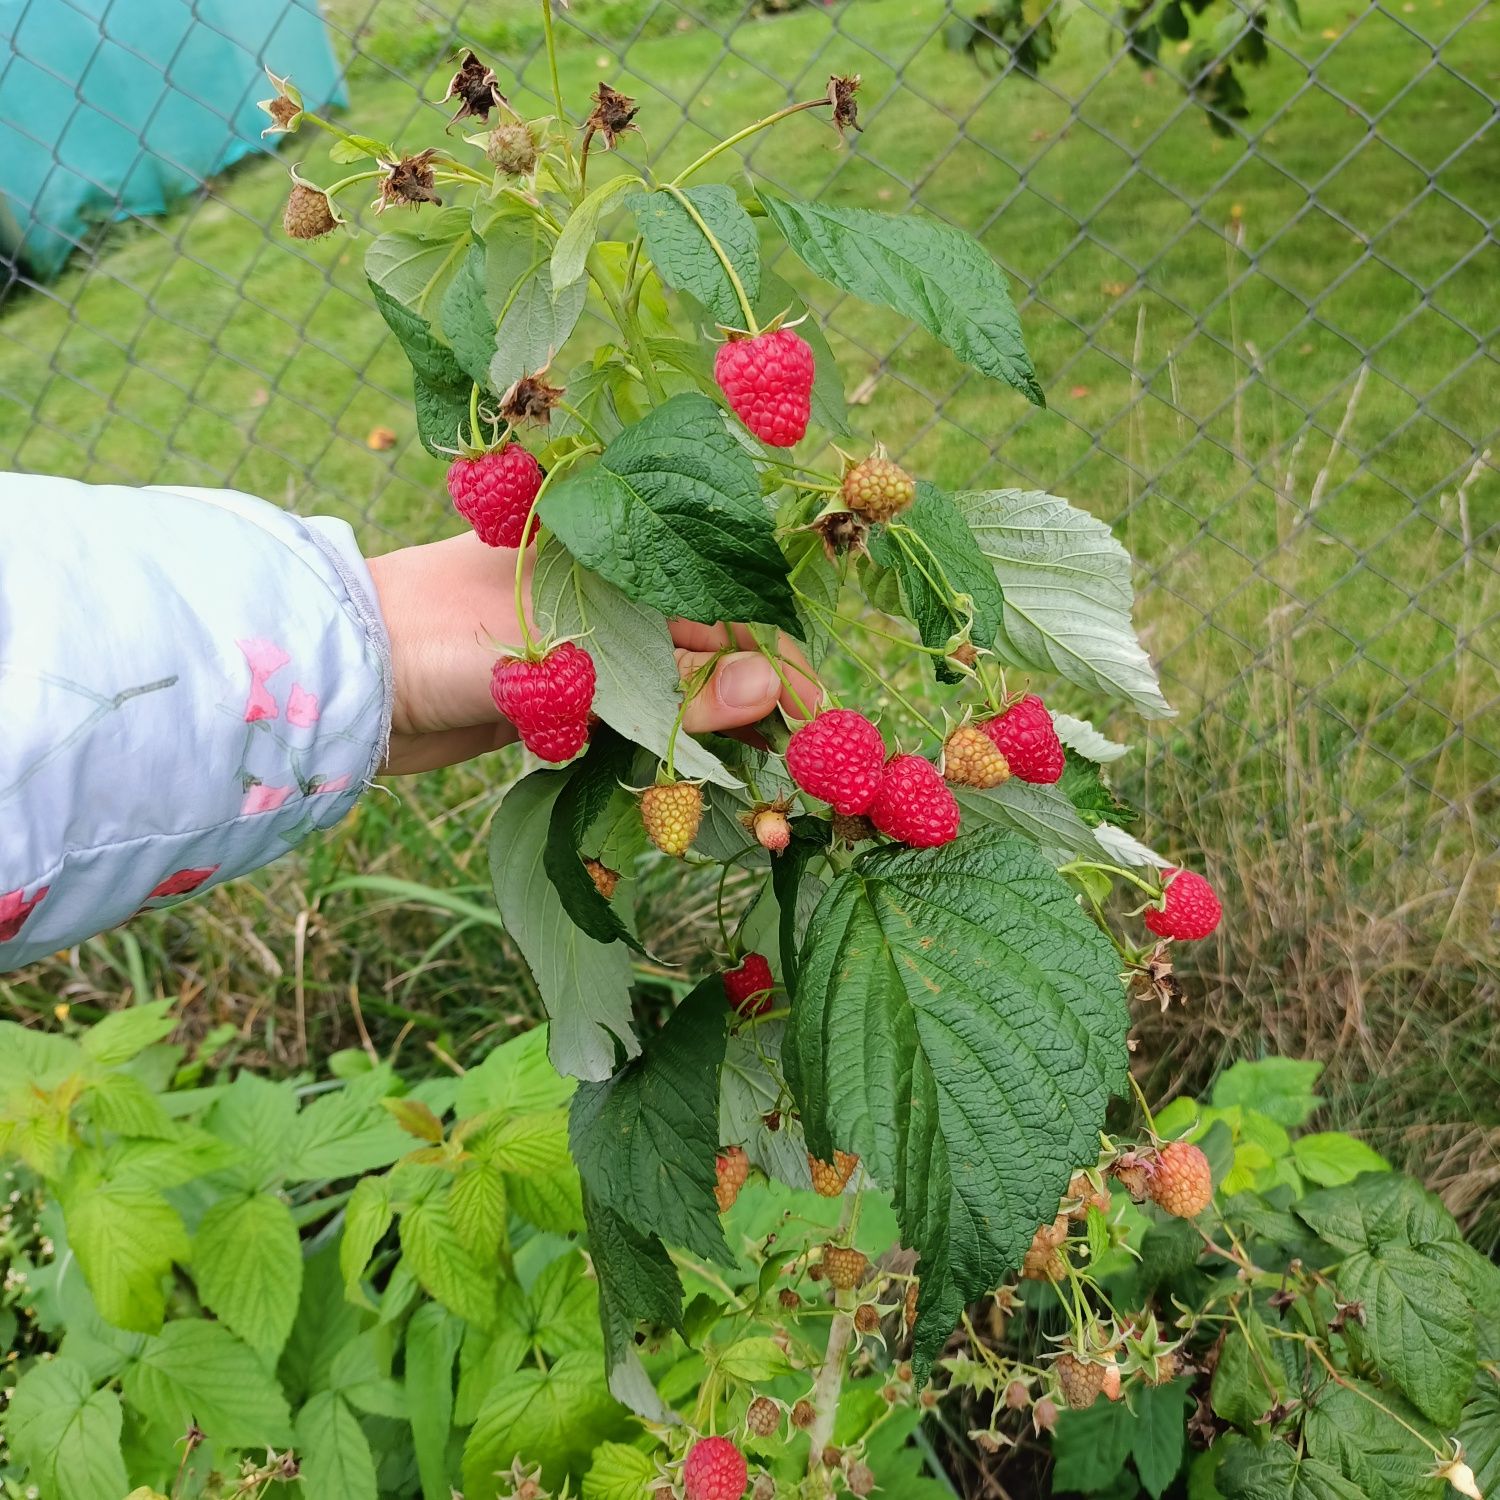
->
xmin=0 ymin=886 xmax=49 ymax=943
xmin=238 ymin=637 xmax=290 ymax=722
xmin=242 ymin=784 xmax=293 ymax=815
xmin=311 ymin=774 xmax=351 ymax=795
xmin=286 ymin=684 xmax=320 ymax=728
xmin=147 ymin=867 xmax=221 ymax=899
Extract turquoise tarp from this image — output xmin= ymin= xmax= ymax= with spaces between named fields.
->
xmin=0 ymin=0 xmax=346 ymax=280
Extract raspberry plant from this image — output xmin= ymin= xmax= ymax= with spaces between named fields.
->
xmin=219 ymin=18 xmax=1480 ymax=1497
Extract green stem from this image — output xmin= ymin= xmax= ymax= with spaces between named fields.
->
xmin=322 ymin=169 xmax=384 ymax=199
xmin=587 ymin=247 xmax=666 ymax=403
xmin=890 ymin=525 xmax=968 ymax=631
xmin=1127 ymin=1073 xmax=1158 ymax=1137
xmin=468 ymin=383 xmax=481 ymax=447
xmin=670 ymin=97 xmax=831 ymax=186
xmin=662 ymin=183 xmax=757 ymax=331
xmin=1057 ymin=859 xmax=1163 ymax=901
xmin=793 ymin=594 xmax=940 ymax=735
xmin=511 ymin=446 xmax=596 ymax=652
xmin=539 ymin=0 xmax=568 ymax=125
xmin=299 ymin=110 xmax=367 ymax=150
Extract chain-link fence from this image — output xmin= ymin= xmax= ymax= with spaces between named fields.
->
xmin=2 ymin=1 xmax=1497 ymax=1209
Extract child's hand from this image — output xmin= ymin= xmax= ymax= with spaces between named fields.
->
xmin=369 ymin=532 xmax=820 ymax=774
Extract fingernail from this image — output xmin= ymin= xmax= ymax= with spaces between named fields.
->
xmin=719 ymin=655 xmax=775 ymax=711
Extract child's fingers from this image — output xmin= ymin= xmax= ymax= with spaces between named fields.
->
xmin=674 ymin=649 xmax=782 ymax=734
xmin=667 ymin=620 xmax=822 ymax=722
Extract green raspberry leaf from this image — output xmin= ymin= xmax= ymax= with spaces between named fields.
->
xmin=542 ymin=728 xmax=645 ymax=952
xmin=192 ymin=1190 xmax=303 ymax=1359
xmin=1302 ymin=1379 xmax=1443 ymax=1500
xmin=1216 ymin=1438 xmax=1369 ymax=1500
xmin=365 ymin=209 xmax=473 ymax=313
xmin=485 ymin=220 xmax=588 ymax=398
xmin=295 ymin=1391 xmax=377 ymax=1500
xmin=582 ymin=1187 xmax=684 ymax=1421
xmin=368 ymin=279 xmax=471 ymax=457
xmin=1294 ymin=1173 xmax=1477 ymax=1426
xmin=1058 ymin=748 xmax=1138 ymax=828
xmin=787 ymin=828 xmax=1128 ymax=1378
xmin=1132 ymin=1379 xmax=1194 ymax=1498
xmin=539 ymin=393 xmax=799 ymax=635
xmin=440 ymin=243 xmax=495 ymax=388
xmin=758 ymin=190 xmax=1043 ymax=406
xmin=5 ymin=1357 xmax=130 ymax=1500
xmin=121 ymin=1320 xmax=294 ymax=1447
xmin=866 ymin=483 xmax=1004 ymax=682
xmin=629 ymin=184 xmax=761 ymax=328
xmin=489 ymin=769 xmax=638 ymax=1082
xmin=569 ymin=978 xmax=731 ymax=1265
xmin=953 ymin=487 xmax=1173 ymax=719
xmin=462 ymin=1350 xmax=625 ymax=1497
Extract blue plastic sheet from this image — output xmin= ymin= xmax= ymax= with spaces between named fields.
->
xmin=0 ymin=0 xmax=346 ymax=279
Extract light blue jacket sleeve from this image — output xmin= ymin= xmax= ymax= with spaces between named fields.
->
xmin=0 ymin=475 xmax=392 ymax=967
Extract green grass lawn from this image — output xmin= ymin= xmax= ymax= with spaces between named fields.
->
xmin=2 ymin=0 xmax=1496 ymax=1229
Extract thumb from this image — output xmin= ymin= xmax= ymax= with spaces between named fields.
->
xmin=675 ymin=649 xmax=781 ymax=734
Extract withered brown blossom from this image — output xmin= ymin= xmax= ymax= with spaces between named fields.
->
xmin=810 ymin=507 xmax=868 ymax=562
xmin=828 ymin=73 xmax=862 ymax=138
xmin=375 ymin=150 xmax=443 ymax=212
xmin=257 ymin=70 xmax=303 ymax=137
xmin=583 ymin=81 xmax=640 ymax=152
xmin=500 ymin=371 xmax=566 ymax=427
xmin=441 ymin=51 xmax=508 ymax=126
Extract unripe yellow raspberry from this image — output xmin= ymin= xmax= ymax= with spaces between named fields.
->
xmin=842 ymin=454 xmax=915 ymax=523
xmin=808 ymin=1149 xmax=859 ymax=1196
xmin=943 ymin=723 xmax=1011 ymax=789
xmin=640 ymin=781 xmax=702 ymax=857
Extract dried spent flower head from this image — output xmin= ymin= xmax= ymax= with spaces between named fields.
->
xmin=584 ymin=858 xmax=619 ymax=900
xmin=487 ymin=120 xmax=539 ymax=175
xmin=584 ymin=81 xmax=640 ymax=151
xmin=258 ymin=69 xmax=303 ymax=137
xmin=443 ymin=51 xmax=508 ymax=126
xmin=828 ymin=73 xmax=862 ymax=137
xmin=810 ymin=507 xmax=868 ymax=562
xmin=376 ymin=150 xmax=443 ymax=212
xmin=500 ymin=371 xmax=566 ymax=427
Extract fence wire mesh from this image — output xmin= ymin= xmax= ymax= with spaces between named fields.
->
xmin=1 ymin=0 xmax=1496 ymax=1198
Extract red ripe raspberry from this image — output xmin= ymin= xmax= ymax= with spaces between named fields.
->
xmin=446 ymin=445 xmax=544 ymax=548
xmin=785 ymin=710 xmax=885 ymax=816
xmin=724 ymin=953 xmax=775 ymax=1016
xmin=980 ymin=696 xmax=1064 ymax=784
xmin=683 ymin=1435 xmax=749 ymax=1500
xmin=1147 ymin=1140 xmax=1213 ymax=1218
xmin=489 ymin=641 xmax=595 ymax=762
xmin=869 ymin=754 xmax=961 ymax=848
xmin=714 ymin=328 xmax=815 ymax=447
xmin=1144 ymin=868 xmax=1222 ymax=941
